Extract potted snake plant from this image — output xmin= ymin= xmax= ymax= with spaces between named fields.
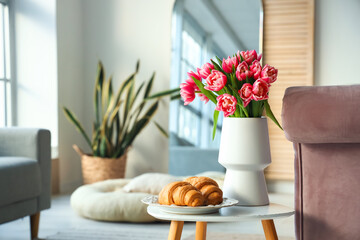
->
xmin=63 ymin=61 xmax=179 ymax=184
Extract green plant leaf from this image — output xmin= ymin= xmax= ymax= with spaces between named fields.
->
xmin=212 ymin=110 xmax=219 ymax=140
xmin=94 ymin=61 xmax=104 ymax=127
xmin=100 ymin=97 xmax=121 ymax=138
xmin=108 ymin=100 xmax=123 ymax=141
xmin=135 ymin=60 xmax=140 ymax=73
xmin=131 ymin=73 xmax=156 ymax=121
xmin=114 ymin=72 xmax=136 ymax=106
xmin=170 ymin=93 xmax=181 ymax=100
xmin=229 ymin=74 xmax=239 ymax=91
xmin=63 ymin=107 xmax=92 ymax=148
xmin=146 ymin=88 xmax=180 ymax=100
xmin=264 ymin=100 xmax=283 ymax=130
xmin=102 ymin=75 xmax=113 ymax=113
xmin=192 ymin=78 xmax=217 ymax=104
xmin=132 ymin=100 xmax=146 ymax=122
xmin=65 ymin=60 xmax=174 ymax=158
xmin=153 ymin=121 xmax=169 ymax=138
xmin=113 ymin=101 xmax=159 ymax=158
xmin=252 ymin=100 xmax=261 ymax=117
xmin=114 ymin=114 xmax=120 ymax=150
xmin=215 ymin=56 xmax=223 ymax=66
xmin=129 ymin=81 xmax=145 ymax=110
xmin=123 ymin=80 xmax=134 ymax=126
xmin=126 ymin=101 xmax=158 ymax=145
xmin=109 ymin=100 xmax=123 ymax=126
xmin=144 ymin=72 xmax=155 ymax=98
xmin=92 ymin=126 xmax=100 ymax=146
xmin=210 ymin=59 xmax=227 ymax=76
xmin=101 ymin=81 xmax=108 ymax=116
xmin=107 ymin=123 xmax=114 ymax=152
xmin=108 ymin=76 xmax=113 ymax=105
xmin=97 ymin=61 xmax=105 ymax=93
xmin=99 ymin=136 xmax=107 ymax=157
xmin=238 ymin=103 xmax=249 ymax=117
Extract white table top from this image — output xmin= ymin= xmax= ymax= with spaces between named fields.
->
xmin=147 ymin=203 xmax=294 ymax=222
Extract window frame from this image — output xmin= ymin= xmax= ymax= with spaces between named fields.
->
xmin=170 ymin=0 xmax=225 ymax=148
xmin=0 ymin=0 xmax=12 ymax=127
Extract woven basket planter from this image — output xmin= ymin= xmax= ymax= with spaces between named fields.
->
xmin=73 ymin=145 xmax=127 ymax=184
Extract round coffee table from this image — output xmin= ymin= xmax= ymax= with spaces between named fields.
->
xmin=147 ymin=203 xmax=294 ymax=240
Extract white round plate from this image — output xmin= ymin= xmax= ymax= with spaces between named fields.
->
xmin=141 ymin=195 xmax=238 ymax=215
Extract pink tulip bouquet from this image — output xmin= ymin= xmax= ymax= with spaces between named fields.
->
xmin=180 ymin=50 xmax=282 ymax=139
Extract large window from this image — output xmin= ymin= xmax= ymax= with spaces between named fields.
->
xmin=170 ymin=8 xmax=224 ymax=148
xmin=0 ymin=1 xmax=11 ymax=127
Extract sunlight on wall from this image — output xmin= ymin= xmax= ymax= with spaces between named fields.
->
xmin=315 ymin=0 xmax=360 ymax=86
xmin=11 ymin=0 xmax=58 ymax=149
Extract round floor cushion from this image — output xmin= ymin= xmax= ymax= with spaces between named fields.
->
xmin=70 ymin=179 xmax=156 ymax=222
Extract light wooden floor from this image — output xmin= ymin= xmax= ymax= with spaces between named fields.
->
xmin=0 ymin=193 xmax=295 ymax=240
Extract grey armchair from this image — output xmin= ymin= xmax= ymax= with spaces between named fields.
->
xmin=0 ymin=128 xmax=51 ymax=239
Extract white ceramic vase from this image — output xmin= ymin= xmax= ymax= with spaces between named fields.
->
xmin=218 ymin=117 xmax=271 ymax=206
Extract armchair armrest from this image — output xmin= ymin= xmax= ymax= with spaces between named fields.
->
xmin=0 ymin=128 xmax=51 ymax=210
xmin=282 ymin=85 xmax=360 ymax=144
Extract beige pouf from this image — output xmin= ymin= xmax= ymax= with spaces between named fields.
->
xmin=70 ymin=179 xmax=156 ymax=222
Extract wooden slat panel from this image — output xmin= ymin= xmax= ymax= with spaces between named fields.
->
xmin=263 ymin=0 xmax=314 ymax=180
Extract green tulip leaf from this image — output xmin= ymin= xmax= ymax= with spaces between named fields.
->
xmin=212 ymin=110 xmax=219 ymax=140
xmin=264 ymin=100 xmax=283 ymax=130
xmin=192 ymin=77 xmax=217 ymax=104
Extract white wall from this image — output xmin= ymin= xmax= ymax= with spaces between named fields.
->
xmin=10 ymin=0 xmax=58 ymax=147
xmin=57 ymin=0 xmax=88 ymax=192
xmin=81 ymin=0 xmax=174 ymax=178
xmin=315 ymin=0 xmax=360 ymax=86
xmin=57 ymin=0 xmax=175 ymax=191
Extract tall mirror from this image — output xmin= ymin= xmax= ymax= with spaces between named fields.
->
xmin=168 ymin=0 xmax=263 ymax=175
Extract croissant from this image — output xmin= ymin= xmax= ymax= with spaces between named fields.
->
xmin=184 ymin=176 xmax=223 ymax=205
xmin=158 ymin=181 xmax=205 ymax=207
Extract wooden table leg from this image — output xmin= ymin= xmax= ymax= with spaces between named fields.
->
xmin=168 ymin=220 xmax=184 ymax=240
xmin=261 ymin=219 xmax=278 ymax=240
xmin=30 ymin=212 xmax=40 ymax=240
xmin=195 ymin=221 xmax=207 ymax=240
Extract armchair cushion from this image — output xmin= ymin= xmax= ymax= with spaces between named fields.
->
xmin=0 ymin=157 xmax=41 ymax=207
xmin=0 ymin=128 xmax=51 ymax=210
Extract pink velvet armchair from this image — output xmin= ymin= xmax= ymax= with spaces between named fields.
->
xmin=282 ymin=85 xmax=360 ymax=240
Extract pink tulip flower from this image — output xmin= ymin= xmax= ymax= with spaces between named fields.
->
xmin=238 ymin=50 xmax=261 ymax=65
xmin=250 ymin=60 xmax=262 ymax=79
xmin=198 ymin=93 xmax=209 ymax=104
xmin=222 ymin=56 xmax=239 ymax=73
xmin=236 ymin=61 xmax=253 ymax=81
xmin=180 ymin=78 xmax=199 ymax=105
xmin=187 ymin=70 xmax=201 ymax=81
xmin=238 ymin=83 xmax=253 ymax=107
xmin=185 ymin=78 xmax=199 ymax=91
xmin=215 ymin=94 xmax=237 ymax=117
xmin=197 ymin=62 xmax=214 ymax=79
xmin=204 ymin=70 xmax=227 ymax=91
xmin=252 ymin=78 xmax=270 ymax=101
xmin=261 ymin=64 xmax=278 ymax=84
